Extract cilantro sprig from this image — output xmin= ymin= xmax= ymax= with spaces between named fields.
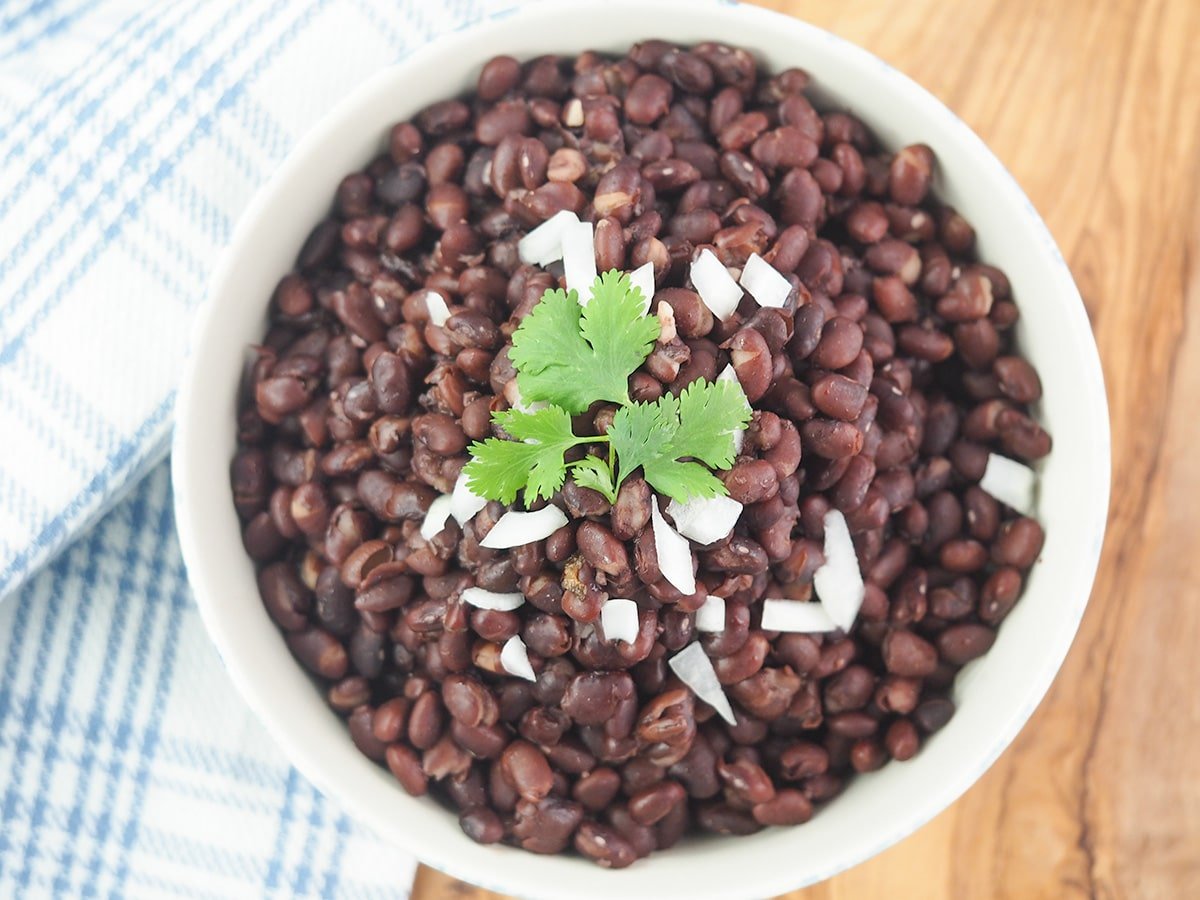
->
xmin=463 ymin=270 xmax=751 ymax=507
xmin=509 ymin=270 xmax=660 ymax=412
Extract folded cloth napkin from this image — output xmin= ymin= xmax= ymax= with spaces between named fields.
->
xmin=0 ymin=464 xmax=418 ymax=897
xmin=0 ymin=0 xmax=522 ymax=600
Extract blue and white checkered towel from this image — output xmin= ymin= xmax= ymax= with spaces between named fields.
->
xmin=0 ymin=0 xmax=531 ymax=894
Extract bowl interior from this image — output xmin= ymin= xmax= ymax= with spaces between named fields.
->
xmin=172 ymin=3 xmax=1110 ymax=898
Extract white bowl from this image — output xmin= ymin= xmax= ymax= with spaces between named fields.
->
xmin=172 ymin=2 xmax=1110 ymax=897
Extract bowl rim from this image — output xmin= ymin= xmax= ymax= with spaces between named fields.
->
xmin=172 ymin=2 xmax=1111 ymax=897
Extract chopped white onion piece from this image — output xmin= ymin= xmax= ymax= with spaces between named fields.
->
xmin=690 ymin=248 xmax=743 ymax=321
xmin=425 ymin=291 xmax=451 ymax=327
xmin=739 ymin=252 xmax=792 ymax=309
xmin=761 ymin=598 xmax=839 ymax=633
xmin=628 ymin=261 xmax=656 ymax=314
xmin=561 ymin=220 xmax=598 ymax=304
xmin=480 ymin=505 xmax=569 ymax=549
xmin=517 ymin=209 xmax=579 ymax=266
xmin=600 ymin=598 xmax=639 ymax=644
xmin=666 ymin=495 xmax=743 ymax=546
xmin=668 ymin=642 xmax=736 ymax=725
xmin=420 ymin=494 xmax=453 ymax=540
xmin=450 ymin=472 xmax=488 ymax=526
xmin=813 ymin=509 xmax=865 ymax=631
xmin=508 ymin=379 xmax=548 ymax=415
xmin=462 ymin=588 xmax=526 ymax=612
xmin=695 ymin=595 xmax=726 ymax=633
xmin=500 ymin=635 xmax=537 ymax=682
xmin=717 ymin=364 xmax=750 ymax=454
xmin=562 ymin=98 xmax=584 ymax=127
xmin=979 ymin=453 xmax=1037 ymax=516
xmin=650 ymin=497 xmax=696 ymax=595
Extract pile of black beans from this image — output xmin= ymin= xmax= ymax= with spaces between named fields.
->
xmin=232 ymin=40 xmax=1050 ymax=868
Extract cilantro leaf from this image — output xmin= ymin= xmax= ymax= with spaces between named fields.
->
xmin=464 ymin=406 xmax=590 ymax=507
xmin=670 ymin=379 xmax=753 ymax=470
xmin=642 ymin=458 xmax=727 ymax=502
xmin=462 ymin=439 xmax=546 ymax=506
xmin=608 ymin=394 xmax=678 ymax=482
xmin=570 ymin=455 xmax=619 ymax=503
xmin=509 ymin=272 xmax=660 ymax=413
xmin=609 ymin=379 xmax=752 ymax=503
xmin=578 ymin=270 xmax=662 ymax=402
xmin=493 ymin=406 xmax=575 ymax=444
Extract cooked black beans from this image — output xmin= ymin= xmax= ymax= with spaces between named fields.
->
xmin=235 ymin=42 xmax=1049 ymax=868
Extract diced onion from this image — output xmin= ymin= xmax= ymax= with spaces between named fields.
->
xmin=450 ymin=472 xmax=488 ymax=526
xmin=666 ymin=495 xmax=743 ymax=546
xmin=717 ymin=364 xmax=749 ymax=454
xmin=628 ymin=261 xmax=656 ymax=315
xmin=480 ymin=505 xmax=569 ymax=549
xmin=420 ymin=494 xmax=453 ymax=540
xmin=739 ymin=253 xmax=792 ymax=309
xmin=562 ymin=98 xmax=584 ymax=127
xmin=695 ymin=595 xmax=726 ymax=633
xmin=979 ymin=453 xmax=1037 ymax=515
xmin=600 ymin=597 xmax=639 ymax=644
xmin=813 ymin=509 xmax=865 ymax=631
xmin=650 ymin=497 xmax=696 ymax=595
xmin=668 ymin=642 xmax=736 ymax=725
xmin=517 ymin=209 xmax=579 ymax=266
xmin=508 ymin=379 xmax=548 ymax=415
xmin=562 ymin=219 xmax=598 ymax=304
xmin=760 ymin=598 xmax=839 ymax=633
xmin=500 ymin=635 xmax=537 ymax=682
xmin=690 ymin=248 xmax=743 ymax=321
xmin=425 ymin=291 xmax=451 ymax=327
xmin=462 ymin=588 xmax=525 ymax=612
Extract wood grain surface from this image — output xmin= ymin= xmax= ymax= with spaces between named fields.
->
xmin=413 ymin=1 xmax=1200 ymax=896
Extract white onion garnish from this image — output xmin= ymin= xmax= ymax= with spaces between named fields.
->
xmin=739 ymin=253 xmax=791 ymax=309
xmin=424 ymin=291 xmax=451 ymax=327
xmin=813 ymin=509 xmax=865 ymax=631
xmin=668 ymin=642 xmax=736 ymax=725
xmin=690 ymin=248 xmax=743 ymax=321
xmin=628 ymin=261 xmax=656 ymax=315
xmin=717 ymin=364 xmax=750 ymax=454
xmin=462 ymin=588 xmax=526 ymax=612
xmin=979 ymin=453 xmax=1037 ymax=515
xmin=562 ymin=98 xmax=584 ymax=127
xmin=500 ymin=635 xmax=536 ymax=682
xmin=761 ymin=598 xmax=839 ymax=633
xmin=450 ymin=472 xmax=488 ymax=526
xmin=420 ymin=494 xmax=453 ymax=540
xmin=561 ymin=219 xmax=598 ymax=304
xmin=600 ymin=597 xmax=639 ymax=644
xmin=650 ymin=497 xmax=696 ymax=595
xmin=695 ymin=595 xmax=726 ymax=633
xmin=666 ymin=495 xmax=743 ymax=546
xmin=507 ymin=379 xmax=548 ymax=415
xmin=480 ymin=505 xmax=569 ymax=549
xmin=517 ymin=209 xmax=579 ymax=266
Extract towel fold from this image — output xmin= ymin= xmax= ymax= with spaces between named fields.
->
xmin=0 ymin=0 xmax=515 ymax=599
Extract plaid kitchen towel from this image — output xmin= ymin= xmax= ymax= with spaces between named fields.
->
xmin=0 ymin=463 xmax=418 ymax=898
xmin=0 ymin=0 xmax=525 ymax=600
xmin=0 ymin=0 xmax=540 ymax=895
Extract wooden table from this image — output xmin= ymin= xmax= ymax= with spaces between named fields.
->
xmin=414 ymin=0 xmax=1200 ymax=896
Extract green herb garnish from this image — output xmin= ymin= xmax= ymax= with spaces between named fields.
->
xmin=464 ymin=270 xmax=751 ymax=507
xmin=508 ymin=270 xmax=660 ymax=412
